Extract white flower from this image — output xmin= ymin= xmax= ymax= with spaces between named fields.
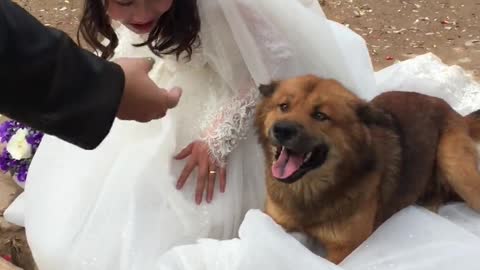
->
xmin=6 ymin=128 xmax=32 ymax=160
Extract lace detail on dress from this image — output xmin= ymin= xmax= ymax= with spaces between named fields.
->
xmin=200 ymin=87 xmax=260 ymax=166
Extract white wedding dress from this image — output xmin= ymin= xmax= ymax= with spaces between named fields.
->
xmin=4 ymin=0 xmax=480 ymax=269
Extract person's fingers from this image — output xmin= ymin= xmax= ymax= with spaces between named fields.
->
xmin=195 ymin=159 xmax=209 ymax=204
xmin=219 ymin=167 xmax=227 ymax=193
xmin=138 ymin=57 xmax=156 ymax=72
xmin=113 ymin=57 xmax=155 ymax=73
xmin=136 ymin=115 xmax=151 ymax=123
xmin=142 ymin=86 xmax=181 ymax=120
xmin=176 ymin=159 xmax=196 ymax=190
xmin=153 ymin=109 xmax=167 ymax=119
xmin=166 ymin=87 xmax=182 ymax=108
xmin=174 ymin=143 xmax=194 ymax=160
xmin=206 ymin=163 xmax=217 ymax=203
xmin=139 ymin=80 xmax=170 ymax=120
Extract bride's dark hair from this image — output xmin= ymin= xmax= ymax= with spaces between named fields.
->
xmin=77 ymin=0 xmax=201 ymax=60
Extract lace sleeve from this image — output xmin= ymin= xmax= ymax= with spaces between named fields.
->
xmin=200 ymin=87 xmax=259 ymax=166
xmin=197 ymin=1 xmax=261 ymax=165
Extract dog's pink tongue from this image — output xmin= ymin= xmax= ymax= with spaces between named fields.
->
xmin=272 ymin=148 xmax=303 ymax=180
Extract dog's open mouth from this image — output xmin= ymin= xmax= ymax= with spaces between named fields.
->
xmin=271 ymin=144 xmax=329 ymax=184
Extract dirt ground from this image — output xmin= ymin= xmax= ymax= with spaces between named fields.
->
xmin=321 ymin=0 xmax=480 ymax=77
xmin=1 ymin=0 xmax=479 ymax=269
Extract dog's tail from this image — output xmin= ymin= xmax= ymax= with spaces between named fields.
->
xmin=465 ymin=109 xmax=480 ymax=142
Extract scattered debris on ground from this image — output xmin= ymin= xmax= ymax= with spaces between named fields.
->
xmin=2 ymin=0 xmax=479 ymax=269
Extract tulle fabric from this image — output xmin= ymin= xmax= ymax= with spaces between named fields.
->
xmin=4 ymin=0 xmax=480 ymax=269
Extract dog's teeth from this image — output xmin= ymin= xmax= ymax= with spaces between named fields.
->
xmin=304 ymin=152 xmax=313 ymax=162
xmin=272 ymin=146 xmax=280 ymax=160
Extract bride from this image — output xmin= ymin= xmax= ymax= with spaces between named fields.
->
xmin=5 ymin=0 xmax=480 ymax=269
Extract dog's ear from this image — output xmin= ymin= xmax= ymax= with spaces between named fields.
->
xmin=356 ymin=103 xmax=393 ymax=128
xmin=258 ymin=82 xmax=278 ymax=97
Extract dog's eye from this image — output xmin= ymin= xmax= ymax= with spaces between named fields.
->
xmin=312 ymin=111 xmax=329 ymax=121
xmin=278 ymin=103 xmax=289 ymax=112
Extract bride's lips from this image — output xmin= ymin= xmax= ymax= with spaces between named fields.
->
xmin=128 ymin=20 xmax=155 ymax=33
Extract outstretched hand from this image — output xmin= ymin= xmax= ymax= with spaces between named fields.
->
xmin=114 ymin=57 xmax=182 ymax=122
xmin=175 ymin=141 xmax=226 ymax=204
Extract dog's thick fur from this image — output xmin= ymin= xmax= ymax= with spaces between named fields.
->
xmin=255 ymin=75 xmax=480 ymax=264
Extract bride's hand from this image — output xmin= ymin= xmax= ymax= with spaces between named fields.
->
xmin=174 ymin=141 xmax=226 ymax=204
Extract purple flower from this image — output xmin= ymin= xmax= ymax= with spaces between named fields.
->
xmin=0 ymin=120 xmax=44 ymax=184
xmin=0 ymin=149 xmax=11 ymax=171
xmin=16 ymin=163 xmax=28 ymax=182
xmin=0 ymin=121 xmax=16 ymax=143
xmin=0 ymin=120 xmax=28 ymax=143
xmin=27 ymin=131 xmax=43 ymax=151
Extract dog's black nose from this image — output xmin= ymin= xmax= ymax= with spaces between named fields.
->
xmin=273 ymin=122 xmax=301 ymax=143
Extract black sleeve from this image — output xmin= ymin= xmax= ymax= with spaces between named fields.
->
xmin=0 ymin=0 xmax=125 ymax=150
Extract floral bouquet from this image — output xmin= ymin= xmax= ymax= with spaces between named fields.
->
xmin=0 ymin=120 xmax=43 ymax=188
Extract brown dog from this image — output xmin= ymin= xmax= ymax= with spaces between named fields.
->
xmin=255 ymin=75 xmax=480 ymax=264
